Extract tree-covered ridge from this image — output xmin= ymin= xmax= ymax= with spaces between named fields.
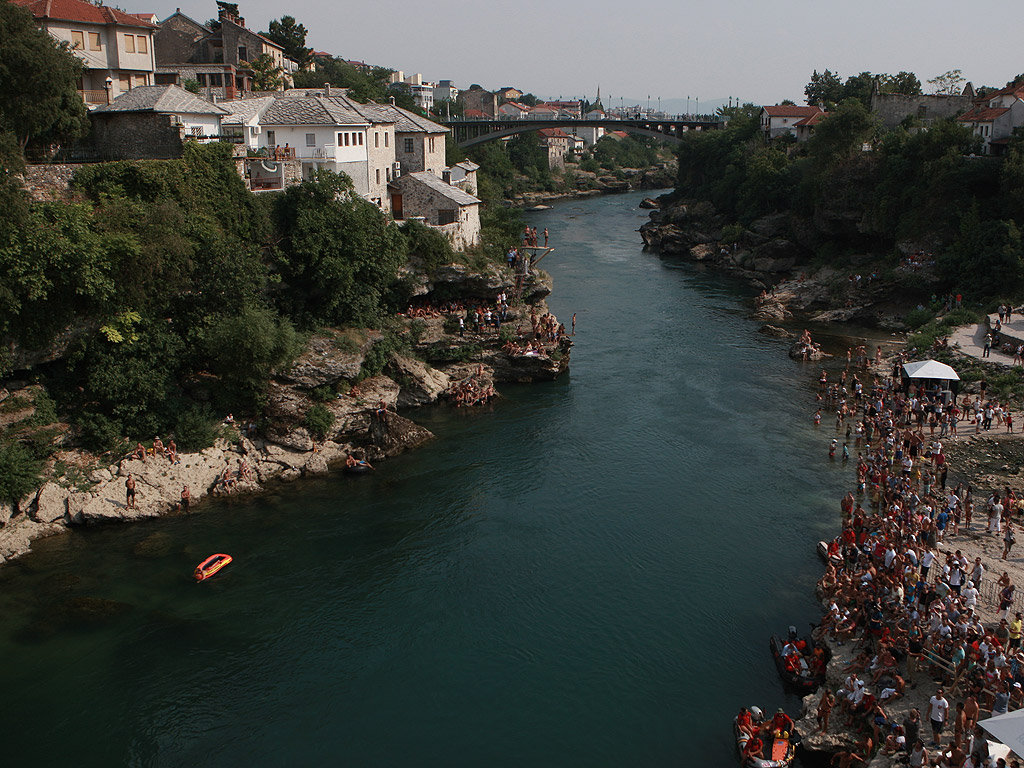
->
xmin=0 ymin=143 xmax=519 ymax=455
xmin=673 ymin=95 xmax=1024 ymax=299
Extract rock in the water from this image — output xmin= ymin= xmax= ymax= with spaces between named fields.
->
xmin=639 ymin=197 xmax=660 ymax=209
xmin=759 ymin=324 xmax=794 ymax=338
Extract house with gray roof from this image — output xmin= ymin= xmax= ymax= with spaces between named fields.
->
xmin=391 ymin=171 xmax=481 ymax=250
xmin=89 ymin=84 xmax=229 ymax=159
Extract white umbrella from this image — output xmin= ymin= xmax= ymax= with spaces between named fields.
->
xmin=902 ymin=359 xmax=960 ymax=381
xmin=980 ymin=710 xmax=1024 ymax=756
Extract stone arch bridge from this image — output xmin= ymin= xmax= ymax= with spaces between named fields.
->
xmin=442 ymin=117 xmax=724 ymax=147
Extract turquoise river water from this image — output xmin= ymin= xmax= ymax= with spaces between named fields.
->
xmin=1 ymin=190 xmax=859 ymax=766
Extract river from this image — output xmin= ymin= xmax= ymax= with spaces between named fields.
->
xmin=0 ymin=190 xmax=857 ymax=766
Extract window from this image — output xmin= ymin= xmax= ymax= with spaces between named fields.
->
xmin=71 ymin=31 xmax=84 ymax=49
xmin=137 ymin=35 xmax=147 ymax=54
xmin=119 ymin=75 xmax=130 ymax=92
xmin=124 ymin=34 xmax=135 ymax=53
xmin=266 ymin=130 xmax=276 ymax=145
xmin=428 ymin=137 xmax=435 ymax=152
xmin=438 ymin=209 xmax=457 ymax=225
xmin=88 ymin=32 xmax=101 ymax=50
xmin=404 ymin=138 xmax=414 ymax=154
xmin=238 ymin=46 xmax=247 ymax=62
xmin=305 ymin=133 xmax=315 ymax=147
xmin=376 ymin=168 xmax=380 ymax=184
xmin=384 ymin=133 xmax=388 ymax=147
xmin=358 ymin=133 xmax=364 ymax=145
xmin=344 ymin=133 xmax=350 ymax=146
xmin=385 ymin=168 xmax=391 ymax=182
xmin=190 ymin=126 xmax=202 ymax=137
xmin=374 ymin=132 xmax=379 ymax=148
xmin=337 ymin=132 xmax=344 ymax=145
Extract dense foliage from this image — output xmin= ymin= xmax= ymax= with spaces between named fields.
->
xmin=0 ymin=0 xmax=88 ymax=152
xmin=0 ymin=143 xmax=423 ymax=449
xmin=674 ymin=89 xmax=1024 ymax=299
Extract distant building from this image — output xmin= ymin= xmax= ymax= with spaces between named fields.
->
xmin=390 ymin=171 xmax=481 ymax=250
xmin=538 ymin=100 xmax=582 ymax=118
xmin=957 ymin=83 xmax=1024 ymax=156
xmin=154 ymin=6 xmax=288 ymax=99
xmin=495 ymin=86 xmax=523 ymax=102
xmin=497 ymin=101 xmax=530 ymax=119
xmin=12 ymin=0 xmax=158 ymax=106
xmin=870 ymin=80 xmax=975 ymax=131
xmin=459 ymin=85 xmax=498 ymax=118
xmin=433 ymin=79 xmax=458 ymax=104
xmin=443 ymin=160 xmax=479 ymax=194
xmin=538 ymin=127 xmax=573 ymax=168
xmin=759 ymin=105 xmax=824 ymax=139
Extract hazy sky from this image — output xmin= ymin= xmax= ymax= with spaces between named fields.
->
xmin=164 ymin=0 xmax=1020 ymax=105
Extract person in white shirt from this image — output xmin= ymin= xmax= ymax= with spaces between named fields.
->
xmin=928 ymin=688 xmax=949 ymax=746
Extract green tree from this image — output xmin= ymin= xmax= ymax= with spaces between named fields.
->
xmin=262 ymin=15 xmax=311 ymax=68
xmin=806 ymin=98 xmax=877 ymax=167
xmin=293 ymin=60 xmax=393 ymax=103
xmin=243 ymin=53 xmax=283 ymax=91
xmin=928 ymin=69 xmax=965 ymax=95
xmin=879 ymin=71 xmax=922 ymax=95
xmin=204 ymin=305 xmax=302 ymax=406
xmin=939 ymin=203 xmax=1024 ymax=297
xmin=841 ymin=71 xmax=876 ymax=108
xmin=273 ymin=171 xmax=407 ymax=327
xmin=805 ymin=69 xmax=844 ymax=106
xmin=0 ymin=0 xmax=88 ymax=151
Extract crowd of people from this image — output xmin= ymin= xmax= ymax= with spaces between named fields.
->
xmin=806 ymin=347 xmax=1024 ymax=767
xmin=446 ymin=369 xmax=496 ymax=407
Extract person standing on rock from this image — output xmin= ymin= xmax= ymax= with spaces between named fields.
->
xmin=180 ymin=485 xmax=191 ymax=514
xmin=1004 ymin=523 xmax=1017 ymax=560
xmin=125 ymin=473 xmax=137 ymax=510
xmin=984 ymin=334 xmax=993 ymax=358
xmin=543 ymin=228 xmax=549 ymax=247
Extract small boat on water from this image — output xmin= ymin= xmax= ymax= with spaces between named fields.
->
xmin=734 ymin=706 xmax=798 ymax=768
xmin=194 ymin=553 xmax=232 ymax=581
xmin=343 ymin=461 xmax=373 ymax=475
xmin=769 ymin=627 xmax=828 ymax=693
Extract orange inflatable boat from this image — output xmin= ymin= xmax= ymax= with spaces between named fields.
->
xmin=194 ymin=553 xmax=232 ymax=581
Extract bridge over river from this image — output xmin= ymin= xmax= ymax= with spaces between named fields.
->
xmin=442 ymin=116 xmax=724 ymax=147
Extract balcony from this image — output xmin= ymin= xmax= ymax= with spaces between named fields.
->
xmin=78 ymin=89 xmax=109 ymax=105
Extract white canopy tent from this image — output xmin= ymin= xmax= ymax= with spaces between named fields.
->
xmin=980 ymin=710 xmax=1023 ymax=760
xmin=902 ymin=359 xmax=961 ymax=382
xmin=901 ymin=358 xmax=961 ymax=397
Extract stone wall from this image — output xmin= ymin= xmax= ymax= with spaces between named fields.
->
xmin=91 ymin=112 xmax=186 ymax=160
xmin=871 ymin=92 xmax=973 ymax=130
xmin=21 ymin=164 xmax=78 ymax=201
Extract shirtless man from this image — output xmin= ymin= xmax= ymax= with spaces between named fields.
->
xmin=125 ymin=473 xmax=136 ymax=509
xmin=180 ymin=484 xmax=191 ymax=514
xmin=816 ymin=689 xmax=836 ymax=733
xmin=963 ymin=694 xmax=980 ymax=735
xmin=152 ymin=436 xmax=165 ymax=457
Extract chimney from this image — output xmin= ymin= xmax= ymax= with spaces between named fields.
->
xmin=324 ymin=83 xmax=331 ymax=97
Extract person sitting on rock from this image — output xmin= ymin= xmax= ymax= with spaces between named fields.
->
xmin=131 ymin=442 xmax=147 ymax=462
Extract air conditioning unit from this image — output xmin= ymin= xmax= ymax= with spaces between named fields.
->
xmin=392 ymin=161 xmax=401 ymax=178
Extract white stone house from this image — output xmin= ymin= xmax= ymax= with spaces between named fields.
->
xmin=760 ymin=105 xmax=825 ymax=139
xmin=498 ymin=101 xmax=530 ymax=119
xmin=390 ymin=171 xmax=481 ymax=251
xmin=13 ymin=0 xmax=157 ymax=106
xmin=957 ymin=84 xmax=1024 ymax=156
xmin=443 ymin=160 xmax=479 ymax=194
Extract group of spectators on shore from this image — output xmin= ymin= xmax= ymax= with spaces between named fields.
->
xmin=809 ymin=347 xmax=1024 ymax=767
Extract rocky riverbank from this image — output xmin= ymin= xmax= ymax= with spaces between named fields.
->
xmin=639 ymin=195 xmax=941 ymax=331
xmin=509 ymin=161 xmax=677 ymax=208
xmin=0 ymin=261 xmax=571 ymax=566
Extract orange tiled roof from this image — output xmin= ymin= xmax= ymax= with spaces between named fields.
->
xmin=11 ymin=0 xmax=157 ymax=28
xmin=538 ymin=127 xmax=570 ymax=138
xmin=957 ymin=106 xmax=1011 ymax=123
